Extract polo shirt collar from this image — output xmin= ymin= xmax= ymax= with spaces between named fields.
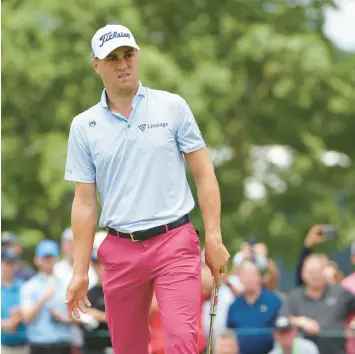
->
xmin=303 ymin=285 xmax=329 ymax=300
xmin=100 ymin=80 xmax=145 ymax=110
xmin=243 ymin=288 xmax=264 ymax=305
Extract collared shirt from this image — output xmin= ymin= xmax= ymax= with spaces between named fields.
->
xmin=20 ymin=273 xmax=72 ymax=344
xmin=268 ymin=337 xmax=319 ymax=354
xmin=64 ymin=82 xmax=205 ymax=232
xmin=1 ymin=278 xmax=26 ymax=345
xmin=227 ymin=289 xmax=282 ymax=354
xmin=280 ymin=284 xmax=355 ymax=354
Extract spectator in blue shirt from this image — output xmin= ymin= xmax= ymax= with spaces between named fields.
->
xmin=1 ymin=247 xmax=27 ymax=354
xmin=20 ymin=240 xmax=73 ymax=354
xmin=2 ymin=231 xmax=35 ymax=281
xmin=227 ymin=260 xmax=282 ymax=354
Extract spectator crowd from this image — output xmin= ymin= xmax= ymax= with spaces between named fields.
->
xmin=1 ymin=225 xmax=355 ymax=354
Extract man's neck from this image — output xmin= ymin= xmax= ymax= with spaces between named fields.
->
xmin=106 ymin=82 xmax=139 ymax=116
xmin=305 ymin=285 xmax=326 ymax=299
xmin=280 ymin=343 xmax=293 ymax=354
xmin=244 ymin=288 xmax=261 ymax=304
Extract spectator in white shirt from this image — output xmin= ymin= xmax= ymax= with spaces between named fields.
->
xmin=54 ymin=228 xmax=98 ymax=354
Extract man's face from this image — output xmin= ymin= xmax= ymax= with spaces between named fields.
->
xmin=273 ymin=329 xmax=297 ymax=347
xmin=302 ymin=258 xmax=327 ymax=289
xmin=238 ymin=263 xmax=262 ymax=293
xmin=1 ymin=260 xmax=18 ymax=278
xmin=2 ymin=241 xmax=21 ymax=255
xmin=92 ymin=46 xmax=139 ymax=93
xmin=35 ymin=256 xmax=57 ymax=273
xmin=213 ymin=337 xmax=239 ymax=354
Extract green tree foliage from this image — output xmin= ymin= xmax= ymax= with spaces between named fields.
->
xmin=2 ymin=0 xmax=355 ymax=264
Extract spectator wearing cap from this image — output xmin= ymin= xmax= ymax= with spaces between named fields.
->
xmin=227 ymin=260 xmax=282 ymax=354
xmin=341 ymin=242 xmax=355 ymax=354
xmin=80 ymin=248 xmax=112 ymax=354
xmin=280 ymin=254 xmax=355 ymax=354
xmin=20 ymin=240 xmax=73 ymax=354
xmin=268 ymin=316 xmax=319 ymax=354
xmin=2 ymin=231 xmax=35 ymax=281
xmin=1 ymin=247 xmax=27 ymax=354
xmin=213 ymin=329 xmax=239 ymax=354
xmin=54 ymin=228 xmax=98 ymax=354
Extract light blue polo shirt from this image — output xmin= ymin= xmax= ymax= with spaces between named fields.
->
xmin=20 ymin=273 xmax=72 ymax=344
xmin=64 ymin=81 xmax=206 ymax=232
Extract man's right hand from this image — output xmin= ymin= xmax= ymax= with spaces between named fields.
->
xmin=304 ymin=225 xmax=326 ymax=248
xmin=65 ymin=274 xmax=91 ymax=319
xmin=296 ymin=316 xmax=321 ymax=335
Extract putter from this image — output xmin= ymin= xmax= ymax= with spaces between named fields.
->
xmin=207 ymin=282 xmax=219 ymax=354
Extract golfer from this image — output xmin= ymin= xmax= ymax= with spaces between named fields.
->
xmin=64 ymin=24 xmax=229 ymax=354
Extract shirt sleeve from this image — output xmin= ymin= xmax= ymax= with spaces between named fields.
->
xmin=296 ymin=246 xmax=312 ymax=286
xmin=226 ymin=303 xmax=235 ymax=329
xmin=64 ymin=119 xmax=96 ymax=183
xmin=343 ymin=287 xmax=355 ymax=313
xmin=175 ymin=97 xmax=206 ymax=153
xmin=271 ymin=294 xmax=283 ymax=324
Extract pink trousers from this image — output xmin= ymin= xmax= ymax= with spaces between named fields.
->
xmin=97 ymin=222 xmax=202 ymax=354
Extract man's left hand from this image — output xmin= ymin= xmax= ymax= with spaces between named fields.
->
xmin=204 ymin=235 xmax=230 ymax=287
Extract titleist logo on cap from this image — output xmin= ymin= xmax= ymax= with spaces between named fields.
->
xmin=99 ymin=31 xmax=131 ymax=47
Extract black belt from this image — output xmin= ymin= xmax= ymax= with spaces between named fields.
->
xmin=107 ymin=214 xmax=190 ymax=242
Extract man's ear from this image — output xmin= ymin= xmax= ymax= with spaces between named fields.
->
xmin=92 ymin=58 xmax=100 ymax=74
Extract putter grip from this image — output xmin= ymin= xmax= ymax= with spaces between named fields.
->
xmin=209 ymin=284 xmax=219 ymax=316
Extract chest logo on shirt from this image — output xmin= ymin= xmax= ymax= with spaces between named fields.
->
xmin=138 ymin=123 xmax=168 ymax=132
xmin=260 ymin=305 xmax=268 ymax=312
xmin=89 ymin=120 xmax=96 ymax=128
xmin=139 ymin=124 xmax=146 ymax=132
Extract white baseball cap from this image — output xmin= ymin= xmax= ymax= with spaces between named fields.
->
xmin=61 ymin=227 xmax=73 ymax=242
xmin=91 ymin=24 xmax=140 ymax=59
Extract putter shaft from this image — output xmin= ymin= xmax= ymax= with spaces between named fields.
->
xmin=207 ymin=283 xmax=219 ymax=354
